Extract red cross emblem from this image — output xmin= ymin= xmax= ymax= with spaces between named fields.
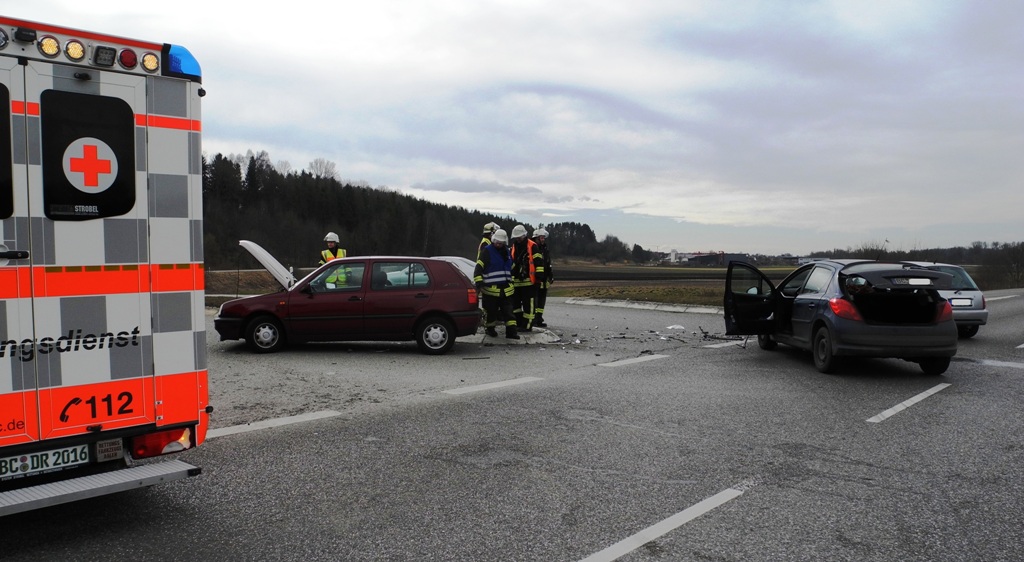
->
xmin=62 ymin=137 xmax=119 ymax=193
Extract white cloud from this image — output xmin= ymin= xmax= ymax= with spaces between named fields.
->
xmin=9 ymin=0 xmax=1023 ymax=254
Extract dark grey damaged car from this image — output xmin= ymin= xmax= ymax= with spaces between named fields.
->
xmin=724 ymin=259 xmax=958 ymax=375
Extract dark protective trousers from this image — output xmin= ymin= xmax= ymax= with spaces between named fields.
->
xmin=482 ymin=291 xmax=517 ymax=331
xmin=535 ymin=285 xmax=547 ymax=320
xmin=511 ymin=283 xmax=537 ymax=329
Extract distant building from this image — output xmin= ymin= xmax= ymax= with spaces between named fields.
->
xmin=664 ymin=251 xmax=748 ymax=266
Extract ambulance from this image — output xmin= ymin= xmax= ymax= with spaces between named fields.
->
xmin=0 ymin=16 xmax=208 ymax=515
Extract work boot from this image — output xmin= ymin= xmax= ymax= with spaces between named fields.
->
xmin=534 ymin=315 xmax=546 ymax=327
xmin=485 ymin=327 xmax=498 ymax=337
xmin=506 ymin=326 xmax=520 ymax=340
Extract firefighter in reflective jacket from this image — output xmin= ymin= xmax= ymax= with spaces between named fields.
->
xmin=474 ymin=229 xmax=519 ymax=339
xmin=532 ymin=227 xmax=553 ymax=327
xmin=509 ymin=224 xmax=544 ymax=331
xmin=477 ymin=222 xmax=501 ymax=259
xmin=319 ymin=231 xmax=351 ymax=286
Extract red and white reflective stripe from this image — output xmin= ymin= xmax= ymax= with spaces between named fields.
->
xmin=11 ymin=101 xmax=41 ymax=116
xmin=0 ymin=263 xmax=204 ymax=299
xmin=0 ymin=17 xmax=163 ymax=52
xmin=9 ymin=103 xmax=201 ymax=133
xmin=135 ymin=114 xmax=202 ymax=132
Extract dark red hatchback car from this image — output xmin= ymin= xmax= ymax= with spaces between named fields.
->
xmin=214 ymin=241 xmax=481 ymax=355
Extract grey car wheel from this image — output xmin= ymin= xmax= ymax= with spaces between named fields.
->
xmin=416 ymin=316 xmax=455 ymax=355
xmin=813 ymin=326 xmax=837 ymax=373
xmin=245 ymin=316 xmax=285 ymax=353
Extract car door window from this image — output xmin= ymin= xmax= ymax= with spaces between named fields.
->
xmin=800 ymin=266 xmax=833 ymax=295
xmin=780 ymin=267 xmax=813 ymax=297
xmin=383 ymin=261 xmax=431 ymax=289
xmin=313 ymin=262 xmax=365 ymax=291
xmin=729 ymin=264 xmax=773 ymax=296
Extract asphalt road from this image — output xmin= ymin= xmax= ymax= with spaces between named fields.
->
xmin=3 ymin=291 xmax=1023 ymax=561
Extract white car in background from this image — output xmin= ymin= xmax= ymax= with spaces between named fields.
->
xmin=432 ymin=256 xmax=476 ymax=281
xmin=903 ymin=261 xmax=988 ymax=338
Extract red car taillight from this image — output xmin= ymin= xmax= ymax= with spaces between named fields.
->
xmin=130 ymin=428 xmax=193 ymax=459
xmin=829 ymin=298 xmax=863 ymax=321
xmin=936 ymin=300 xmax=953 ymax=323
xmin=467 ymin=289 xmax=478 ymax=305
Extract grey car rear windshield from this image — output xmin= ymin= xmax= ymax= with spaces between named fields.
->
xmin=922 ymin=265 xmax=980 ymax=291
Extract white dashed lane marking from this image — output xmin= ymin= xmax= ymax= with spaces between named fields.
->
xmin=597 ymin=354 xmax=670 ymax=367
xmin=207 ymin=410 xmax=342 ymax=439
xmin=867 ymin=384 xmax=951 ymax=423
xmin=443 ymin=376 xmax=544 ymax=395
xmin=578 ymin=487 xmax=745 ymax=562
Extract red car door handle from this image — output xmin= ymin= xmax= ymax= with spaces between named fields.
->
xmin=348 ymin=296 xmax=363 ymax=301
xmin=415 ymin=293 xmax=429 ymax=298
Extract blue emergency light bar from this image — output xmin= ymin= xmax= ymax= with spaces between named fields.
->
xmin=164 ymin=44 xmax=202 ymax=81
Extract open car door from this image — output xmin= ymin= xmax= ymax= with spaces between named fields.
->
xmin=724 ymin=261 xmax=778 ymax=335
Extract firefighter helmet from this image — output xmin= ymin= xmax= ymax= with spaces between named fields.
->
xmin=511 ymin=225 xmax=528 ymax=239
xmin=324 ymin=232 xmax=340 ymax=243
xmin=491 ymin=229 xmax=508 ymax=244
xmin=483 ymin=221 xmax=500 ymax=235
xmin=533 ymin=228 xmax=548 ymax=238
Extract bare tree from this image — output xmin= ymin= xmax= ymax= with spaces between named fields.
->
xmin=276 ymin=160 xmax=292 ymax=175
xmin=308 ymin=158 xmax=338 ymax=180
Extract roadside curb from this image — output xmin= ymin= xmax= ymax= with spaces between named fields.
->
xmin=564 ymin=297 xmax=722 ymax=315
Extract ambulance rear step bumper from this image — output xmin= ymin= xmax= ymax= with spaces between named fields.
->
xmin=0 ymin=459 xmax=200 ymax=516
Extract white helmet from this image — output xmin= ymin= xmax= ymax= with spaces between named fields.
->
xmin=324 ymin=232 xmax=340 ymax=243
xmin=533 ymin=228 xmax=548 ymax=238
xmin=483 ymin=222 xmax=501 ymax=235
xmin=511 ymin=225 xmax=528 ymax=239
xmin=491 ymin=229 xmax=508 ymax=244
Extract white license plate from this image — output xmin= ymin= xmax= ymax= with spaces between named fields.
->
xmin=950 ymin=298 xmax=973 ymax=307
xmin=0 ymin=444 xmax=90 ymax=480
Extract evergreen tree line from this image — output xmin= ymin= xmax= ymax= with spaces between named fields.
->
xmin=201 ymin=151 xmax=637 ymax=271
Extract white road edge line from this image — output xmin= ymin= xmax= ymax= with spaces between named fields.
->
xmin=443 ymin=376 xmax=544 ymax=395
xmin=702 ymin=340 xmax=745 ymax=349
xmin=986 ymin=295 xmax=1019 ymax=301
xmin=866 ymin=383 xmax=951 ymax=423
xmin=982 ymin=358 xmax=1024 ymax=368
xmin=578 ymin=487 xmax=744 ymax=562
xmin=597 ymin=354 xmax=670 ymax=367
xmin=207 ymin=410 xmax=343 ymax=439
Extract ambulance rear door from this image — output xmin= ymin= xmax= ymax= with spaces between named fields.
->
xmin=0 ymin=55 xmax=35 ymax=448
xmin=3 ymin=55 xmax=157 ymax=452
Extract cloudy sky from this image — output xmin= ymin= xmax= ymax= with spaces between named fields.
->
xmin=8 ymin=1 xmax=1022 ymax=255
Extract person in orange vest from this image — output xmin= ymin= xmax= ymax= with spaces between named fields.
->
xmin=509 ymin=224 xmax=544 ymax=332
xmin=319 ymin=231 xmax=350 ymax=286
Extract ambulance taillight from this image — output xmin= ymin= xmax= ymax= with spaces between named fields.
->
xmin=119 ymin=49 xmax=138 ymax=69
xmin=131 ymin=428 xmax=194 ymax=459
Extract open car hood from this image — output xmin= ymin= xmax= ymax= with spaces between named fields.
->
xmin=239 ymin=240 xmax=296 ymax=290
